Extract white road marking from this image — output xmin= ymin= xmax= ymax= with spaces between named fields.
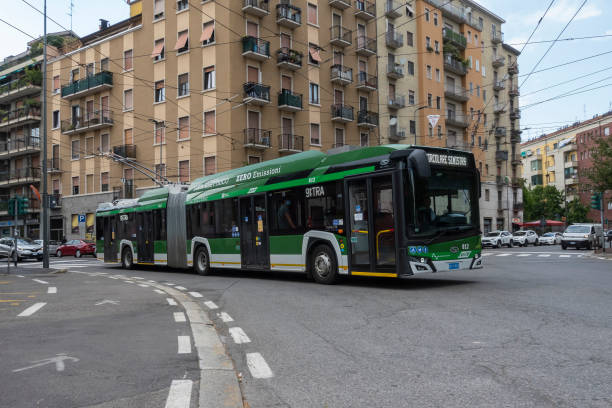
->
xmin=18 ymin=302 xmax=47 ymax=317
xmin=12 ymin=353 xmax=79 ymax=373
xmin=16 ymin=274 xmax=24 ymax=277
xmin=217 ymin=312 xmax=234 ymax=322
xmin=175 ymin=286 xmax=187 ymax=291
xmin=496 ymin=253 xmax=511 ymax=257
xmin=229 ymin=327 xmax=251 ymax=344
xmin=138 ymin=284 xmax=150 ymax=288
xmin=517 ymin=254 xmax=531 ymax=257
xmin=164 ymin=379 xmax=192 ymax=408
xmin=204 ymin=301 xmax=218 ymax=310
xmin=154 ymin=289 xmax=165 ymax=294
xmin=167 ymin=298 xmax=177 ymax=306
xmin=538 ymin=254 xmax=551 ymax=257
xmin=47 ymin=287 xmax=57 ymax=294
xmin=32 ymin=279 xmax=48 ymax=284
xmin=108 ymin=276 xmax=119 ymax=279
xmin=560 ymin=255 xmax=571 ymax=258
xmin=174 ymin=312 xmax=187 ymax=322
xmin=481 ymin=253 xmax=493 ymax=257
xmin=165 ymin=283 xmax=176 ymax=286
xmin=95 ymin=300 xmax=120 ymax=306
xmin=188 ymin=291 xmax=203 ymax=298
xmin=246 ymin=353 xmax=273 ymax=379
xmin=132 ymin=277 xmax=144 ymax=280
xmin=177 ymin=336 xmax=191 ymax=354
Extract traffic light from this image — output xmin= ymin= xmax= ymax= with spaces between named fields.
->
xmin=591 ymin=193 xmax=602 ymax=210
xmin=7 ymin=197 xmax=15 ymax=216
xmin=17 ymin=197 xmax=29 ymax=215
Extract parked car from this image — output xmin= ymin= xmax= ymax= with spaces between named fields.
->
xmin=482 ymin=231 xmax=513 ymax=248
xmin=606 ymin=230 xmax=612 ymax=243
xmin=512 ymin=230 xmax=539 ymax=246
xmin=561 ymin=223 xmax=603 ymax=250
xmin=539 ymin=232 xmax=562 ymax=245
xmin=56 ymin=239 xmax=96 ymax=258
xmin=33 ymin=240 xmax=61 ymax=256
xmin=0 ymin=237 xmax=43 ymax=261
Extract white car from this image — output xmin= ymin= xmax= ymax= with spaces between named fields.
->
xmin=539 ymin=232 xmax=562 ymax=245
xmin=482 ymin=231 xmax=513 ymax=248
xmin=0 ymin=237 xmax=43 ymax=261
xmin=512 ymin=230 xmax=539 ymax=246
xmin=561 ymin=223 xmax=603 ymax=250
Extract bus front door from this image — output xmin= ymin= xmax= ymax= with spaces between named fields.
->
xmin=346 ymin=175 xmax=398 ymax=275
xmin=103 ymin=216 xmax=116 ymax=262
xmin=137 ymin=212 xmax=154 ymax=264
xmin=239 ymin=196 xmax=270 ymax=269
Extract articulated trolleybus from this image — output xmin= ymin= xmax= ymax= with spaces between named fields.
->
xmin=96 ymin=145 xmax=483 ymax=283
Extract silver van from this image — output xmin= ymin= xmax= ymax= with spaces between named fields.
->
xmin=561 ymin=223 xmax=603 ymax=250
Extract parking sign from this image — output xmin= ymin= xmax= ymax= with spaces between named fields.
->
xmin=78 ymin=214 xmax=86 ymax=223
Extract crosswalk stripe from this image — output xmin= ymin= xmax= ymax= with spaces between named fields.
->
xmin=559 ymin=255 xmax=570 ymax=258
xmin=496 ymin=253 xmax=511 ymax=257
xmin=538 ymin=254 xmax=551 ymax=257
xmin=517 ymin=254 xmax=531 ymax=257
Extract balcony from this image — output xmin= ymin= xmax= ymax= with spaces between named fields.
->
xmin=443 ymin=27 xmax=467 ymax=49
xmin=564 ymin=160 xmax=578 ymax=168
xmin=357 ymin=111 xmax=378 ymax=128
xmin=278 ymin=134 xmax=304 ymax=153
xmin=278 ymin=90 xmax=303 ymax=112
xmin=495 ymin=127 xmax=506 ymax=138
xmin=356 ymin=72 xmax=377 ymax=91
xmin=445 ymin=111 xmax=470 ymax=128
xmin=276 ymin=4 xmax=301 ymax=29
xmin=388 ymin=95 xmax=405 ymax=110
xmin=330 ymin=65 xmax=353 ymax=85
xmin=329 ymin=0 xmax=351 ymax=9
xmin=443 ymin=54 xmax=467 ymax=76
xmin=276 ymin=48 xmax=302 ymax=71
xmin=0 ymin=77 xmax=41 ymax=104
xmin=331 ymin=104 xmax=354 ymax=122
xmin=511 ymin=155 xmax=522 ymax=166
xmin=496 ymin=150 xmax=508 ymax=162
xmin=388 ymin=125 xmax=406 ymax=142
xmin=112 ymin=144 xmax=136 ymax=159
xmin=60 ymin=110 xmax=114 ymax=135
xmin=0 ymin=167 xmax=41 ymax=187
xmin=244 ymin=128 xmax=271 ymax=149
xmin=491 ymin=30 xmax=504 ymax=44
xmin=0 ymin=137 xmax=40 ymax=159
xmin=242 ymin=36 xmax=270 ymax=61
xmin=444 ymin=84 xmax=469 ymax=102
xmin=385 ymin=0 xmax=401 ymax=18
xmin=511 ymin=129 xmax=522 ymax=142
xmin=509 ymin=87 xmax=520 ymax=97
xmin=61 ymin=71 xmax=113 ymax=100
xmin=242 ymin=0 xmax=270 ymax=17
xmin=243 ymin=82 xmax=271 ymax=105
xmin=386 ymin=62 xmax=404 ymax=79
xmin=492 ymin=55 xmax=505 ymax=68
xmin=48 ymin=157 xmax=63 ymax=173
xmin=493 ymin=103 xmax=507 ymax=114
xmin=0 ymin=106 xmax=41 ymax=131
xmin=354 ymin=0 xmax=375 ymax=20
xmin=429 ymin=0 xmax=468 ymax=24
xmin=385 ymin=31 xmax=403 ymax=49
xmin=565 ymin=176 xmax=578 ymax=185
xmin=356 ymin=36 xmax=377 ymax=57
xmin=493 ymin=80 xmax=506 ymax=91
xmin=508 ymin=63 xmax=519 ymax=75
xmin=330 ymin=26 xmax=352 ymax=47
xmin=510 ymin=109 xmax=521 ymax=120
xmin=496 ymin=176 xmax=507 ymax=186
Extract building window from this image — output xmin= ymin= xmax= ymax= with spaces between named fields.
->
xmin=100 ymin=133 xmax=109 ymax=153
xmin=154 ymin=0 xmax=164 ymax=20
xmin=248 ymin=156 xmax=261 ymax=165
xmin=71 ymin=139 xmax=80 ymax=160
xmin=438 ymin=125 xmax=442 ymax=139
xmin=476 ymin=59 xmax=480 ymax=72
xmin=86 ymin=174 xmax=94 ymax=194
xmin=307 ymin=3 xmax=318 ymax=25
xmin=124 ymin=128 xmax=133 ymax=145
xmin=204 ymin=156 xmax=216 ymax=176
xmin=410 ymin=120 xmax=416 ymax=134
xmin=406 ymin=31 xmax=413 ymax=46
xmin=436 ymin=96 xmax=441 ymax=109
xmin=178 ymin=116 xmax=189 ymax=140
xmin=100 ymin=58 xmax=109 ymax=71
xmin=123 ymin=50 xmax=133 ymax=70
xmin=309 ymin=83 xmax=319 ymax=104
xmin=435 ymin=68 xmax=440 ymax=82
xmin=124 ymin=89 xmax=133 ymax=110
xmin=474 ymin=34 xmax=478 ymax=45
xmin=483 ymin=90 xmax=487 ymax=101
xmin=485 ymin=189 xmax=490 ymax=201
xmin=426 ymin=36 xmax=431 ymax=49
xmin=408 ymin=90 xmax=415 ymax=105
xmin=85 ymin=136 xmax=94 ymax=156
xmin=175 ymin=30 xmax=189 ymax=54
xmin=426 ymin=65 xmax=432 ymax=79
xmin=155 ymin=164 xmax=166 ymax=179
xmin=428 ymin=125 xmax=433 ymax=138
xmin=360 ymin=133 xmax=369 ymax=146
xmin=155 ymin=80 xmax=165 ymax=102
xmin=201 ymin=21 xmax=215 ymax=45
xmin=468 ymin=56 xmax=473 ymax=68
xmin=434 ymin=40 xmax=439 ymax=53
xmin=482 ymin=65 xmax=486 ymax=77
xmin=407 ymin=61 xmax=414 ymax=75
xmin=177 ymin=0 xmax=188 ymax=12
xmin=204 ymin=110 xmax=216 ymax=135
xmin=203 ymin=66 xmax=215 ymax=90
xmin=52 ymin=110 xmax=60 ymax=128
xmin=179 ymin=160 xmax=190 ymax=183
xmin=433 ymin=12 xmax=438 ymax=26
xmin=52 ymin=76 xmax=60 ymax=93
xmin=155 ymin=121 xmax=165 ymax=144
xmin=177 ymin=73 xmax=189 ymax=97
xmin=427 ymin=93 xmax=432 ymax=107
xmin=334 ymin=128 xmax=344 ymax=147
xmin=424 ymin=8 xmax=430 ymax=21
xmin=152 ymin=39 xmax=165 ymax=61
xmin=101 ymin=172 xmax=109 ymax=192
xmin=72 ymin=177 xmax=79 ymax=195
xmin=70 ymin=68 xmax=79 ymax=82
xmin=309 ymin=44 xmax=322 ymax=65
xmin=476 ymin=85 xmax=480 ymax=97
xmin=469 ymin=82 xmax=473 ymax=95
xmin=310 ymin=123 xmax=320 ymax=145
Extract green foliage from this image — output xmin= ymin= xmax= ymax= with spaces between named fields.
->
xmin=46 ymin=35 xmax=65 ymax=49
xmin=566 ymin=198 xmax=589 ymax=224
xmin=24 ymin=68 xmax=42 ymax=86
xmin=586 ymin=136 xmax=612 ymax=193
xmin=523 ymin=185 xmax=564 ymax=221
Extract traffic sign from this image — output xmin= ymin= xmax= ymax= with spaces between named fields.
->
xmin=78 ymin=214 xmax=86 ymax=223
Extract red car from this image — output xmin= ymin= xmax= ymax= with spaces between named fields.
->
xmin=56 ymin=240 xmax=96 ymax=258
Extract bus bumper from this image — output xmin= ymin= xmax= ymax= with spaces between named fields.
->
xmin=408 ymin=253 xmax=483 ymax=275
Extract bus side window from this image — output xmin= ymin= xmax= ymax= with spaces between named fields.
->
xmin=270 ymin=190 xmax=303 ymax=234
xmin=215 ymin=198 xmax=238 ymax=238
xmin=201 ymin=202 xmax=215 ymax=236
xmin=96 ymin=217 xmax=104 ymax=240
xmin=305 ymin=181 xmax=345 ymax=234
xmin=154 ymin=209 xmax=166 ymax=241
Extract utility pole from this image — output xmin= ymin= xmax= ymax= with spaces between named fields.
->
xmin=13 ymin=197 xmax=18 ymax=267
xmin=41 ymin=0 xmax=50 ymax=268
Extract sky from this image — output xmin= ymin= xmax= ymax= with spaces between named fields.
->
xmin=1 ymin=0 xmax=611 ymax=142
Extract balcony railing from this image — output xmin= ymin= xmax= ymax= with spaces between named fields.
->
xmin=276 ymin=4 xmax=301 ymax=29
xmin=354 ymin=0 xmax=375 ymax=20
xmin=495 ymin=127 xmax=506 ymax=138
xmin=242 ymin=0 xmax=270 ymax=17
xmin=444 ymin=84 xmax=469 ymax=102
xmin=491 ymin=30 xmax=504 ymax=44
xmin=510 ymin=109 xmax=521 ymax=120
xmin=0 ymin=137 xmax=40 ymax=156
xmin=509 ymin=87 xmax=520 ymax=97
xmin=356 ymin=72 xmax=377 ymax=91
xmin=357 ymin=110 xmax=378 ymax=128
xmin=385 ymin=0 xmax=401 ymax=18
xmin=0 ymin=106 xmax=41 ymax=129
xmin=511 ymin=129 xmax=522 ymax=142
xmin=496 ymin=150 xmax=508 ymax=161
xmin=61 ymin=71 xmax=113 ymax=99
xmin=492 ymin=55 xmax=505 ymax=68
xmin=276 ymin=48 xmax=302 ymax=70
xmin=493 ymin=79 xmax=506 ymax=91
xmin=329 ymin=0 xmax=351 ymax=9
xmin=443 ymin=27 xmax=467 ymax=49
xmin=443 ymin=54 xmax=467 ymax=76
xmin=388 ymin=125 xmax=406 ymax=141
xmin=493 ymin=103 xmax=507 ymax=113
xmin=330 ymin=64 xmax=353 ymax=85
xmin=511 ymin=155 xmax=522 ymax=165
xmin=385 ymin=31 xmax=403 ymax=48
xmin=243 ymin=82 xmax=271 ymax=104
xmin=112 ymin=144 xmax=136 ymax=159
xmin=0 ymin=167 xmax=41 ymax=185
xmin=330 ymin=26 xmax=352 ymax=47
xmin=244 ymin=128 xmax=271 ymax=149
xmin=48 ymin=157 xmax=62 ymax=173
xmin=356 ymin=36 xmax=377 ymax=56
xmin=242 ymin=36 xmax=270 ymax=60
xmin=508 ymin=62 xmax=519 ymax=75
xmin=331 ymin=104 xmax=354 ymax=122
xmin=278 ymin=90 xmax=303 ymax=111
xmin=387 ymin=62 xmax=404 ymax=79
xmin=445 ymin=111 xmax=470 ymax=128
xmin=278 ymin=134 xmax=304 ymax=153
xmin=0 ymin=76 xmax=41 ymax=103
xmin=388 ymin=95 xmax=405 ymax=110
xmin=60 ymin=110 xmax=113 ymax=135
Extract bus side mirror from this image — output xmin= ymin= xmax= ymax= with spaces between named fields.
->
xmin=407 ymin=149 xmax=431 ymax=179
xmin=476 ymin=169 xmax=481 ymax=198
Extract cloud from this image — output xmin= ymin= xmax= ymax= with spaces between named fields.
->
xmin=524 ymin=0 xmax=602 ymax=25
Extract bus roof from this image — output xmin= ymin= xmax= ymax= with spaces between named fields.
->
xmin=96 ymin=185 xmax=184 ymax=215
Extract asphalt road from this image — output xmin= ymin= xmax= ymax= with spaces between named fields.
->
xmin=1 ymin=248 xmax=611 ymax=408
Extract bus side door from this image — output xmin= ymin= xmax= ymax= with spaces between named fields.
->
xmin=239 ymin=195 xmax=270 ymax=269
xmin=137 ymin=211 xmax=155 ymax=263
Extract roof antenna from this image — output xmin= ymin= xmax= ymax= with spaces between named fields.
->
xmin=67 ymin=0 xmax=74 ymax=31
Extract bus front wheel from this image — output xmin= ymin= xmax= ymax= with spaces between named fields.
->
xmin=310 ymin=244 xmax=338 ymax=285
xmin=194 ymin=246 xmax=210 ymax=276
xmin=121 ymin=247 xmax=134 ymax=269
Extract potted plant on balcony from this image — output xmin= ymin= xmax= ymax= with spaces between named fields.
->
xmin=25 ymin=68 xmax=42 ymax=86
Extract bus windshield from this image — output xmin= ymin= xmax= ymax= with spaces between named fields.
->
xmin=411 ymin=168 xmax=478 ymax=236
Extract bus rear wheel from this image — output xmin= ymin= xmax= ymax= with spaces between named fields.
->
xmin=194 ymin=246 xmax=210 ymax=276
xmin=310 ymin=244 xmax=338 ymax=285
xmin=121 ymin=247 xmax=134 ymax=269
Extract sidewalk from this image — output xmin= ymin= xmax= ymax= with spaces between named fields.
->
xmin=590 ymin=247 xmax=612 ymax=260
xmin=0 ymin=264 xmax=67 ymax=275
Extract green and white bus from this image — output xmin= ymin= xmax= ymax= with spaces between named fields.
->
xmin=96 ymin=145 xmax=483 ymax=283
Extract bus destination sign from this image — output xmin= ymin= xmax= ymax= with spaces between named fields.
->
xmin=426 ymin=153 xmax=468 ymax=167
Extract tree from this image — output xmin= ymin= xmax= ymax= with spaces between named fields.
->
xmin=523 ymin=185 xmax=564 ymax=221
xmin=565 ymin=198 xmax=589 ymax=224
xmin=586 ymin=135 xmax=612 ymax=193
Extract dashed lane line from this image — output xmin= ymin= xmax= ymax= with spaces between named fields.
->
xmin=229 ymin=327 xmax=251 ymax=344
xmin=154 ymin=289 xmax=165 ymax=295
xmin=138 ymin=284 xmax=150 ymax=288
xmin=246 ymin=352 xmax=274 ymax=379
xmin=217 ymin=312 xmax=234 ymax=323
xmin=560 ymin=255 xmax=571 ymax=258
xmin=517 ymin=254 xmax=531 ymax=257
xmin=47 ymin=287 xmax=57 ymax=294
xmin=32 ymin=279 xmax=48 ymax=284
xmin=538 ymin=254 xmax=551 ymax=257
xmin=175 ymin=286 xmax=187 ymax=291
xmin=167 ymin=298 xmax=178 ymax=306
xmin=164 ymin=379 xmax=193 ymax=408
xmin=188 ymin=291 xmax=203 ymax=298
xmin=496 ymin=254 xmax=511 ymax=257
xmin=177 ymin=336 xmax=192 ymax=354
xmin=481 ymin=253 xmax=493 ymax=257
xmin=16 ymin=275 xmax=24 ymax=278
xmin=17 ymin=302 xmax=46 ymax=317
xmin=132 ymin=277 xmax=144 ymax=280
xmin=174 ymin=312 xmax=187 ymax=323
xmin=204 ymin=301 xmax=218 ymax=310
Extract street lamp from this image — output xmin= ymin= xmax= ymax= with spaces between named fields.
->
xmin=413 ymin=104 xmax=428 ymax=145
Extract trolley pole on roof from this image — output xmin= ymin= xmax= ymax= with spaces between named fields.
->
xmin=41 ymin=0 xmax=50 ymax=268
